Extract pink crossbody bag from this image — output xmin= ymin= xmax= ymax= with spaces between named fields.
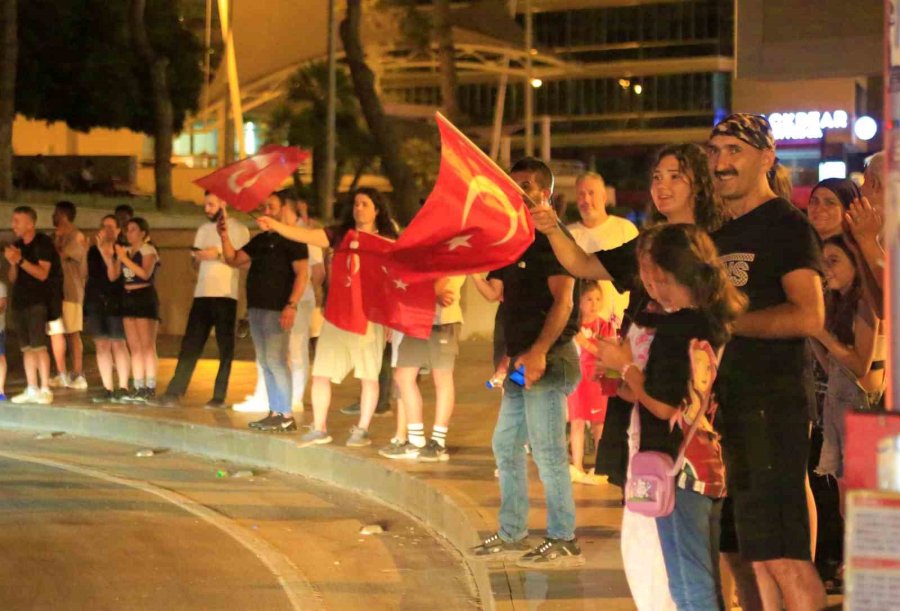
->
xmin=624 ymin=344 xmax=723 ymax=518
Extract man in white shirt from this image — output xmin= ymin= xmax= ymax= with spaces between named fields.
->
xmin=566 ymin=171 xmax=638 ymax=328
xmin=158 ymin=192 xmax=249 ymax=408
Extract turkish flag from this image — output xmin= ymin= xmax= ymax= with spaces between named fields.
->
xmin=194 ymin=145 xmax=309 ymax=212
xmin=355 ymin=233 xmax=436 ymax=339
xmin=388 ymin=112 xmax=535 ymax=280
xmin=323 ymin=230 xmax=368 ymax=334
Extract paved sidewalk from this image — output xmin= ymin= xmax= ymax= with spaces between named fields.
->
xmin=0 ymin=339 xmax=634 ymax=610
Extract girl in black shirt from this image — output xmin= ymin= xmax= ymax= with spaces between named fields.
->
xmin=596 ymin=224 xmax=746 ymax=611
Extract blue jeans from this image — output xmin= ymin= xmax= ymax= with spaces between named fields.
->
xmin=248 ymin=308 xmax=292 ymax=416
xmin=656 ymin=487 xmax=721 ymax=610
xmin=492 ymin=344 xmax=580 ymax=541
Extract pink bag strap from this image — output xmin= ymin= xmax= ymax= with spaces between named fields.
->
xmin=627 ymin=345 xmax=724 ymax=477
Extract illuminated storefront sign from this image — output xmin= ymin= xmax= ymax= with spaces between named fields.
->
xmin=768 ymin=110 xmax=849 ymax=141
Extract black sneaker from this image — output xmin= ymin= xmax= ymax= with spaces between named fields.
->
xmin=514 ymin=538 xmax=585 ymax=569
xmin=256 ymin=414 xmax=298 ymax=433
xmin=205 ymin=399 xmax=227 ymax=409
xmin=143 ymin=388 xmax=156 ymax=402
xmin=154 ymin=393 xmax=180 ymax=408
xmin=122 ymin=389 xmax=145 ymax=404
xmin=418 ymin=439 xmax=450 ymax=463
xmin=111 ymin=388 xmax=130 ymax=404
xmin=339 ymin=402 xmax=361 ymax=416
xmin=469 ymin=532 xmax=530 ymax=561
xmin=249 ymin=412 xmax=279 ymax=429
xmin=92 ymin=389 xmax=115 ymax=404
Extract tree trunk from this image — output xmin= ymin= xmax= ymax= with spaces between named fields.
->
xmin=131 ymin=0 xmax=174 ymax=210
xmin=433 ymin=0 xmax=459 ymax=124
xmin=340 ymin=0 xmax=418 ymax=223
xmin=0 ymin=0 xmax=17 ymax=201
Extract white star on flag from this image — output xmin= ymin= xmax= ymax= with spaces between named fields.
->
xmin=393 ymin=278 xmax=409 ymax=291
xmin=445 ymin=234 xmax=473 ymax=251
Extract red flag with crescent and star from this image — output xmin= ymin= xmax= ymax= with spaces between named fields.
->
xmin=194 ymin=145 xmax=309 ymax=213
xmin=323 ymin=230 xmax=369 ymax=334
xmin=387 ymin=112 xmax=535 ymax=281
xmin=354 ymin=233 xmax=437 ymax=339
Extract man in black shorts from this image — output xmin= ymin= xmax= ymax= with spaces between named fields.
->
xmin=707 ymin=114 xmax=826 ymax=609
xmin=4 ymin=206 xmax=54 ymax=404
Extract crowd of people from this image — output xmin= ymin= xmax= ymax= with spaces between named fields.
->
xmin=0 ymin=112 xmax=887 ymax=609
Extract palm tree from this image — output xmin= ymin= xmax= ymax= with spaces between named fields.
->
xmin=269 ymin=62 xmax=375 ymax=218
xmin=0 ymin=0 xmax=16 ymax=201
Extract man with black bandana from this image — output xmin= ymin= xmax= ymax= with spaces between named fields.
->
xmin=707 ymin=114 xmax=826 ymax=609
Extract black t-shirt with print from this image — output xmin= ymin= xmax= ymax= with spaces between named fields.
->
xmin=12 ymin=232 xmax=56 ymax=310
xmin=242 ymin=232 xmax=308 ymax=311
xmin=488 ymin=233 xmax=579 ymax=357
xmin=640 ymin=308 xmax=718 ymax=459
xmin=711 ymin=198 xmax=822 ymax=412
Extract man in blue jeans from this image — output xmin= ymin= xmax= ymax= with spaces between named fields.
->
xmin=220 ymin=192 xmax=308 ymax=432
xmin=470 ymin=157 xmax=583 ymax=569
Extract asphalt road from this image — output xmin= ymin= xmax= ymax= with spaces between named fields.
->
xmin=0 ymin=430 xmax=479 ymax=611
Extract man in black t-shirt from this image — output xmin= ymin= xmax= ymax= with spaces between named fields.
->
xmin=470 ymin=158 xmax=584 ymax=570
xmin=4 ymin=207 xmax=55 ymax=404
xmin=707 ymin=114 xmax=826 ymax=608
xmin=220 ymin=193 xmax=308 ymax=433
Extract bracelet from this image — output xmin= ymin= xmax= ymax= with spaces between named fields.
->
xmin=620 ymin=362 xmax=638 ymax=379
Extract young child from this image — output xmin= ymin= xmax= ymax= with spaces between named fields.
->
xmin=568 ymin=281 xmax=615 ymax=484
xmin=812 ymin=235 xmax=882 ymax=495
xmin=597 ymin=224 xmax=746 ymax=610
xmin=0 ymin=279 xmax=6 ymax=400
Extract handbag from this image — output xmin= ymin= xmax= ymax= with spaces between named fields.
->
xmin=624 ymin=404 xmax=704 ymax=518
xmin=624 ymin=342 xmax=724 ymax=518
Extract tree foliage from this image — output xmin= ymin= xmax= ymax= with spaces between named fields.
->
xmin=15 ymin=0 xmax=201 ymax=135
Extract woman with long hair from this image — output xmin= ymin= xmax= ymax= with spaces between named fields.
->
xmin=106 ymin=217 xmax=159 ymax=402
xmin=257 ymin=187 xmax=399 ymax=448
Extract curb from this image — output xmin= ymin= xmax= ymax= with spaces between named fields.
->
xmin=0 ymin=404 xmax=502 ymax=610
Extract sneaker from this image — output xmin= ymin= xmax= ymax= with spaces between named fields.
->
xmin=378 ymin=439 xmax=420 ymax=460
xmin=143 ymin=388 xmax=156 ymax=402
xmin=35 ymin=389 xmax=53 ymax=405
xmin=469 ymin=532 xmax=531 ymax=561
xmin=67 ymin=375 xmax=88 ymax=390
xmin=49 ymin=373 xmax=69 ymax=388
xmin=154 ymin=394 xmax=180 ymax=408
xmin=249 ymin=412 xmax=279 ymax=429
xmin=374 ymin=403 xmax=392 ymax=417
xmin=11 ymin=387 xmax=40 ymax=404
xmin=0 ymin=393 xmax=6 ymax=402
xmin=570 ymin=464 xmax=602 ymax=485
xmin=345 ymin=425 xmax=371 ymax=447
xmin=233 ymin=396 xmax=268 ymax=413
xmin=298 ymin=427 xmax=333 ymax=447
xmin=418 ymin=439 xmax=450 ymax=463
xmin=256 ymin=414 xmax=297 ymax=433
xmin=111 ymin=388 xmax=130 ymax=404
xmin=92 ymin=389 xmax=115 ymax=404
xmin=515 ymin=538 xmax=585 ymax=569
xmin=339 ymin=402 xmax=361 ymax=416
xmin=205 ymin=399 xmax=227 ymax=409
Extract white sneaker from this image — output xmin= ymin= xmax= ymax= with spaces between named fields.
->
xmin=49 ymin=373 xmax=69 ymax=388
xmin=232 ymin=396 xmax=268 ymax=413
xmin=11 ymin=387 xmax=40 ymax=404
xmin=67 ymin=375 xmax=88 ymax=390
xmin=34 ymin=389 xmax=53 ymax=405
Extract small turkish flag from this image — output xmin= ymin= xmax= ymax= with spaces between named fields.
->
xmin=194 ymin=145 xmax=309 ymax=212
xmin=356 ymin=232 xmax=436 ymax=339
xmin=323 ymin=230 xmax=368 ymax=334
xmin=389 ymin=113 xmax=535 ymax=281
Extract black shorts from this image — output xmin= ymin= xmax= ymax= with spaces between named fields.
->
xmin=83 ymin=305 xmax=126 ymax=340
xmin=718 ymin=387 xmax=812 ymax=562
xmin=13 ymin=303 xmax=48 ymax=351
xmin=120 ymin=286 xmax=159 ymax=320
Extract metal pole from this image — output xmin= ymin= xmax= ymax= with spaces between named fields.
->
xmin=524 ymin=0 xmax=533 ymax=157
xmin=540 ymin=115 xmax=551 ymax=161
xmin=490 ymin=0 xmax=517 ymax=161
xmin=217 ymin=0 xmax=243 ymax=160
xmin=324 ymin=0 xmax=337 ymax=221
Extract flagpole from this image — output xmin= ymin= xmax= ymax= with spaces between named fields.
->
xmin=434 ymin=112 xmax=537 ymax=207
